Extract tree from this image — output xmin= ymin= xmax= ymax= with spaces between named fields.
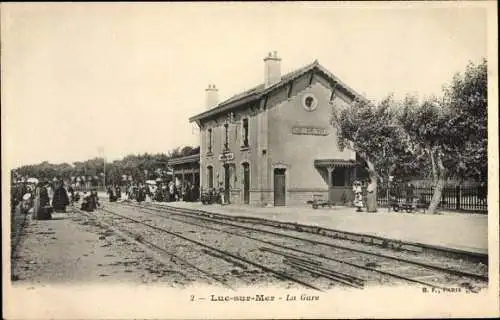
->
xmin=397 ymin=97 xmax=451 ymax=213
xmin=168 ymin=147 xmax=182 ymax=158
xmin=332 ymin=96 xmax=405 ymax=211
xmin=397 ymin=59 xmax=487 ymax=214
xmin=443 ymin=58 xmax=487 ymax=182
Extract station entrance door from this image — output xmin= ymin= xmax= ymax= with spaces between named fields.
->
xmin=273 ymin=168 xmax=286 ymax=206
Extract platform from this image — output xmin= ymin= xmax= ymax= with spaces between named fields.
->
xmin=11 ymin=209 xmax=170 ymax=284
xmin=158 ymin=201 xmax=488 ymax=255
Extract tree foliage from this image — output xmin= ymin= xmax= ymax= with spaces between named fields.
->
xmin=332 ymin=96 xmax=406 ymax=211
xmin=11 ymin=145 xmax=200 ymax=186
xmin=443 ymin=58 xmax=488 ymax=181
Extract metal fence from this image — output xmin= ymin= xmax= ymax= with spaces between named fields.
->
xmin=377 ymin=185 xmax=488 ymax=213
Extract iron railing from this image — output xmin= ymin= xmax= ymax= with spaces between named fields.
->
xmin=377 ymin=185 xmax=487 ymax=213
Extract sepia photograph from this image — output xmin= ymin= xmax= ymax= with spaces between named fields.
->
xmin=2 ymin=1 xmax=499 ymax=319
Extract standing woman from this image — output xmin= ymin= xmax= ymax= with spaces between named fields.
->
xmin=52 ymin=181 xmax=70 ymax=213
xmin=116 ymin=185 xmax=122 ymax=199
xmin=168 ymin=181 xmax=175 ymax=202
xmin=35 ymin=181 xmax=51 ymax=219
xmin=137 ymin=184 xmax=145 ymax=203
xmin=366 ymin=179 xmax=377 ymax=212
xmin=32 ymin=183 xmax=41 ymax=220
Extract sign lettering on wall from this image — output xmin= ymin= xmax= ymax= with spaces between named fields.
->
xmin=219 ymin=152 xmax=235 ymax=161
xmin=291 ymin=126 xmax=329 ymax=136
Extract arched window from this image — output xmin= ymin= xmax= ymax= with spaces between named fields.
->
xmin=207 ymin=166 xmax=214 ymax=189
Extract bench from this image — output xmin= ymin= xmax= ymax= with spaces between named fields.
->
xmin=307 ymin=194 xmax=334 ymax=209
xmin=390 ymin=197 xmax=428 ymax=213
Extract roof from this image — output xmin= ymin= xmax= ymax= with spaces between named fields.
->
xmin=167 ymin=154 xmax=200 ymax=166
xmin=189 ymin=60 xmax=367 ymax=123
xmin=314 ymin=159 xmax=358 ymax=168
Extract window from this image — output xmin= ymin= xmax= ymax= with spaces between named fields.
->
xmin=207 ymin=128 xmax=212 ymax=154
xmin=224 ymin=122 xmax=229 ymax=150
xmin=302 ymin=93 xmax=318 ymax=111
xmin=242 ymin=118 xmax=249 ymax=147
xmin=207 ymin=166 xmax=214 ymax=189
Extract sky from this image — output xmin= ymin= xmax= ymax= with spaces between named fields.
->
xmin=1 ymin=2 xmax=490 ymax=168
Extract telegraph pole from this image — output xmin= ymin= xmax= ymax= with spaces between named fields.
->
xmin=98 ymin=147 xmax=106 ymax=190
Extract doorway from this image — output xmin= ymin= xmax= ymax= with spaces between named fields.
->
xmin=207 ymin=166 xmax=213 ymax=189
xmin=224 ymin=164 xmax=231 ymax=204
xmin=242 ymin=163 xmax=250 ymax=204
xmin=273 ymin=168 xmax=286 ymax=206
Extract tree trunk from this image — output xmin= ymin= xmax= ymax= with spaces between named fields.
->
xmin=428 ymin=152 xmax=446 ymax=214
xmin=364 ymin=156 xmax=378 ymax=212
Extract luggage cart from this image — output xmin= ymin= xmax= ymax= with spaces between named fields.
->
xmin=309 ymin=194 xmax=334 ymax=209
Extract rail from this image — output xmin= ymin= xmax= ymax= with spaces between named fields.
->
xmin=111 ymin=201 xmax=487 ymax=289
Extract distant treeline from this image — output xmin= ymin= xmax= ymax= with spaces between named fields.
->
xmin=11 ymin=146 xmax=200 ymax=185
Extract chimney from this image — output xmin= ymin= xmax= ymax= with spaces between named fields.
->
xmin=205 ymin=84 xmax=219 ymax=109
xmin=264 ymin=51 xmax=281 ymax=88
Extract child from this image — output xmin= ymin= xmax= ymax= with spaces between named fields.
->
xmin=352 ymin=180 xmax=364 ymax=212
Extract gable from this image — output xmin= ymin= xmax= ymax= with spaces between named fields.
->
xmin=264 ymin=71 xmax=353 ymax=113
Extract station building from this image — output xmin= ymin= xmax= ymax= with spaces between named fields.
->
xmin=189 ymin=52 xmax=367 ymax=206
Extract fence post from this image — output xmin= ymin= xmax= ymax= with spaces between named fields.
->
xmin=456 ymin=185 xmax=461 ymax=210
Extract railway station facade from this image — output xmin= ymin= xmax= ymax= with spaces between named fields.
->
xmin=189 ymin=52 xmax=367 ymax=206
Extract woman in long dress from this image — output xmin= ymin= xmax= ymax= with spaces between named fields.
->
xmin=34 ymin=182 xmax=52 ymax=219
xmin=366 ymin=179 xmax=377 ymax=212
xmin=137 ymin=185 xmax=146 ymax=203
xmin=52 ymin=182 xmax=70 ymax=212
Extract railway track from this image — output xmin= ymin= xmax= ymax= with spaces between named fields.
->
xmin=75 ymin=208 xmax=235 ymax=289
xmin=137 ymin=202 xmax=488 ymax=264
xmin=99 ymin=201 xmax=486 ymax=291
xmin=79 ymin=206 xmax=330 ymax=291
xmin=122 ymin=201 xmax=488 ymax=281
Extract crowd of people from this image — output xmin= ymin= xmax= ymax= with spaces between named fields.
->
xmin=12 ymin=176 xmax=428 ymax=217
xmin=11 ymin=176 xmax=203 ymax=220
xmin=10 ymin=179 xmax=103 ymax=219
xmin=120 ymin=180 xmax=199 ymax=203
